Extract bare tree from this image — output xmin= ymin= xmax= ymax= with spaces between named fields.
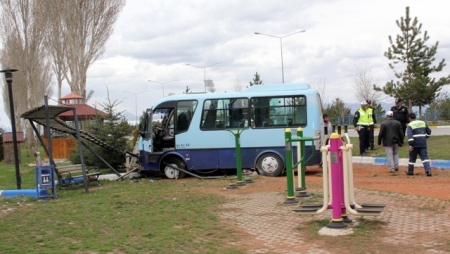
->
xmin=311 ymin=77 xmax=329 ymax=108
xmin=0 ymin=0 xmax=53 ymax=155
xmin=1 ymin=37 xmax=27 ymax=132
xmin=44 ymin=0 xmax=125 ymax=99
xmin=352 ymin=65 xmax=383 ymax=103
xmin=43 ymin=0 xmax=67 ymax=101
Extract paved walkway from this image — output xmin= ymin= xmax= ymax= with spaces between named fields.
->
xmin=353 ymin=156 xmax=450 ymax=169
xmin=219 ymin=186 xmax=450 ymax=253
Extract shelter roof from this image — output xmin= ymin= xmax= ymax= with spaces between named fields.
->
xmin=58 ymin=103 xmax=106 ymax=120
xmin=2 ymin=132 xmax=24 ymax=143
xmin=60 ymin=93 xmax=84 ymax=100
xmin=21 ymin=105 xmax=119 ymax=152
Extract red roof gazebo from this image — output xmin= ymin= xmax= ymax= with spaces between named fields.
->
xmin=58 ymin=93 xmax=106 ymax=121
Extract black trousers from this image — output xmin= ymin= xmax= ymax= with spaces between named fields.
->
xmin=401 ymin=125 xmax=407 ymax=140
xmin=369 ymin=125 xmax=375 ymax=148
xmin=358 ymin=127 xmax=369 ymax=155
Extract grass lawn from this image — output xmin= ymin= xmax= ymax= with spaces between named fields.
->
xmin=0 ymin=167 xmax=243 ymax=253
xmin=0 ymin=135 xmax=449 ymax=253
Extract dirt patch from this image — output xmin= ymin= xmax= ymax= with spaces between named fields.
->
xmin=212 ymin=164 xmax=450 ymax=253
xmin=214 ymin=164 xmax=450 ymax=200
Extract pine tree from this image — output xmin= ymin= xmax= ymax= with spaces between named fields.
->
xmin=379 ymin=6 xmax=450 ymax=116
xmin=249 ymin=72 xmax=263 ymax=86
xmin=70 ymin=93 xmax=134 ymax=169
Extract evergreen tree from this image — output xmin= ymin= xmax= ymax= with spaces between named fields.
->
xmin=323 ymin=98 xmax=352 ymax=126
xmin=70 ymin=94 xmax=134 ymax=169
xmin=425 ymin=92 xmax=450 ymax=121
xmin=249 ymin=72 xmax=263 ymax=86
xmin=377 ymin=6 xmax=450 ymax=117
xmin=370 ymin=101 xmax=385 ymax=123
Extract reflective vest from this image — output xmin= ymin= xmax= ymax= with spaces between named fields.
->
xmin=407 ymin=119 xmax=430 ymax=148
xmin=366 ymin=107 xmax=374 ymax=125
xmin=357 ymin=108 xmax=371 ymax=126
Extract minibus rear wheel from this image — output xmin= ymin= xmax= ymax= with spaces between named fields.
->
xmin=256 ymin=153 xmax=284 ymax=177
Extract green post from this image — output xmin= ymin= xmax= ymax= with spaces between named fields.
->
xmin=234 ymin=130 xmax=245 ymax=186
xmin=296 ymin=127 xmax=310 ymax=197
xmin=226 ymin=129 xmax=247 ymax=189
xmin=284 ymin=128 xmax=298 ymax=204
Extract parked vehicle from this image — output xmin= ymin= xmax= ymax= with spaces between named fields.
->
xmin=138 ymin=83 xmax=323 ymax=178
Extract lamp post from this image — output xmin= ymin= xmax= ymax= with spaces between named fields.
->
xmin=186 ymin=62 xmax=221 ymax=92
xmin=0 ymin=68 xmax=21 ymax=189
xmin=148 ymin=80 xmax=177 ymax=97
xmin=254 ymin=30 xmax=306 ymax=83
xmin=124 ymin=90 xmax=147 ymax=125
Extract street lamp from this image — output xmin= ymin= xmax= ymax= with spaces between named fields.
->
xmin=124 ymin=90 xmax=147 ymax=125
xmin=255 ymin=30 xmax=306 ymax=83
xmin=0 ymin=68 xmax=21 ymax=189
xmin=186 ymin=62 xmax=221 ymax=92
xmin=148 ymin=80 xmax=177 ymax=97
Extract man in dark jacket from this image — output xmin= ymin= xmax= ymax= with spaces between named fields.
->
xmin=378 ymin=111 xmax=404 ymax=172
xmin=391 ymin=98 xmax=409 ymax=136
xmin=405 ymin=113 xmax=432 ymax=176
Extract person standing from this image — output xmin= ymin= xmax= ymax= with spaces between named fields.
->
xmin=320 ymin=114 xmax=333 ymax=168
xmin=391 ymin=98 xmax=409 ymax=136
xmin=353 ymin=101 xmax=371 ymax=156
xmin=322 ymin=114 xmax=333 ymax=137
xmin=405 ymin=113 xmax=432 ymax=176
xmin=366 ymin=99 xmax=377 ymax=150
xmin=377 ymin=111 xmax=404 ymax=173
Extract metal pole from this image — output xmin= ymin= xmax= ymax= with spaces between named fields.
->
xmin=72 ymin=107 xmax=89 ymax=193
xmin=124 ymin=91 xmax=147 ymax=125
xmin=284 ymin=128 xmax=298 ymax=204
xmin=254 ymin=30 xmax=305 ymax=84
xmin=134 ymin=93 xmax=138 ymax=124
xmin=1 ymin=68 xmax=21 ymax=189
xmin=296 ymin=128 xmax=310 ymax=197
xmin=280 ymin=38 xmax=284 ymax=84
xmin=148 ymin=80 xmax=177 ymax=98
xmin=186 ymin=63 xmax=220 ymax=92
xmin=203 ymin=68 xmax=206 ymax=92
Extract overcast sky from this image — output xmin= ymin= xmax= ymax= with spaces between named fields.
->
xmin=2 ymin=0 xmax=450 ymax=130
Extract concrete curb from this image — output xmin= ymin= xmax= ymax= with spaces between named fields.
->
xmin=353 ymin=156 xmax=450 ymax=169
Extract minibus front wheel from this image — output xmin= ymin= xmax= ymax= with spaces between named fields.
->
xmin=256 ymin=153 xmax=284 ymax=177
xmin=163 ymin=157 xmax=186 ymax=179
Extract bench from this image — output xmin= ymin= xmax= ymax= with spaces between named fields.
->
xmin=55 ymin=164 xmax=101 ymax=188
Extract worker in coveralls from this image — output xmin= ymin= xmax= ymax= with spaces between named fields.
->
xmin=405 ymin=113 xmax=432 ymax=177
xmin=353 ymin=101 xmax=371 ymax=155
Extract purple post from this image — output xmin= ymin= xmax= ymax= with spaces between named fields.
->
xmin=327 ymin=133 xmax=347 ymax=228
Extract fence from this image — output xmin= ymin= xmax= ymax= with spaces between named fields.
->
xmin=330 ymin=110 xmax=450 ymax=127
xmin=43 ymin=138 xmax=77 ymax=159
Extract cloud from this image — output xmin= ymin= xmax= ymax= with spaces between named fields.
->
xmin=2 ymin=0 xmax=450 ymax=130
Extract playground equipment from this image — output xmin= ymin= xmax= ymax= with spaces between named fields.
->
xmin=284 ymin=128 xmax=320 ymax=204
xmin=226 ymin=128 xmax=251 ymax=189
xmin=293 ymin=131 xmax=385 ymax=228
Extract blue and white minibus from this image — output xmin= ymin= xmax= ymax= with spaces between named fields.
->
xmin=138 ymin=83 xmax=323 ymax=178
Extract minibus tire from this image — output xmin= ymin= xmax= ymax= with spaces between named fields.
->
xmin=163 ymin=157 xmax=186 ymax=179
xmin=256 ymin=153 xmax=284 ymax=177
